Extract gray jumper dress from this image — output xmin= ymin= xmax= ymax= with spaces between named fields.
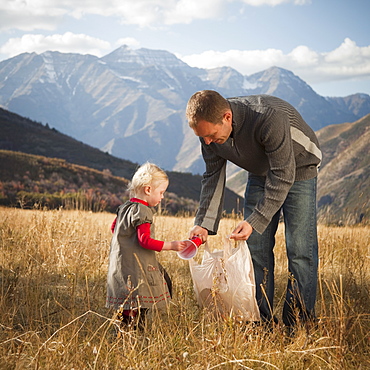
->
xmin=106 ymin=200 xmax=171 ymax=310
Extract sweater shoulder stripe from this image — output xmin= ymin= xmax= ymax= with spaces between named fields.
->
xmin=290 ymin=126 xmax=322 ymax=164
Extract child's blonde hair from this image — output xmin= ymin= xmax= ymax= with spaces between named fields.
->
xmin=127 ymin=162 xmax=168 ymax=198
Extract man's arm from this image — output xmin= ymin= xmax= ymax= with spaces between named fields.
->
xmin=194 ymin=141 xmax=227 ymax=235
xmin=246 ymin=110 xmax=295 ymax=234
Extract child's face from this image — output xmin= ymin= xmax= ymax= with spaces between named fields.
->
xmin=145 ymin=180 xmax=168 ymax=207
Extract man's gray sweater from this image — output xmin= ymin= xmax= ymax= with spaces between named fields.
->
xmin=194 ymin=94 xmax=322 ymax=235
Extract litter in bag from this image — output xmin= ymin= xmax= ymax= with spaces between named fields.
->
xmin=189 ymin=238 xmax=260 ymax=321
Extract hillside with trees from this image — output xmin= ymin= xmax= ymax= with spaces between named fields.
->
xmin=0 ymin=150 xmax=199 ymax=215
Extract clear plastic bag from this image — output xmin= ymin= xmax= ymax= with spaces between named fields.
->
xmin=189 ymin=239 xmax=260 ymax=321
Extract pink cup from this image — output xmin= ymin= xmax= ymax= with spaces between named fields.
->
xmin=177 ymin=237 xmax=202 ymax=260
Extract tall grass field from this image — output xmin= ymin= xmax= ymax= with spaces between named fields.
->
xmin=0 ymin=207 xmax=369 ymax=369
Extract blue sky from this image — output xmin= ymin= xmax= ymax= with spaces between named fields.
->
xmin=0 ymin=0 xmax=369 ymax=97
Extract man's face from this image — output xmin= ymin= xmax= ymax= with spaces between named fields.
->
xmin=192 ymin=111 xmax=232 ymax=145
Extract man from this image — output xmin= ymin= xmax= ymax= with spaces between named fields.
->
xmin=187 ymin=90 xmax=321 ymax=330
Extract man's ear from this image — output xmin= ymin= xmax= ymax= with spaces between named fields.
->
xmin=144 ymin=185 xmax=151 ymax=195
xmin=223 ymin=110 xmax=232 ymax=125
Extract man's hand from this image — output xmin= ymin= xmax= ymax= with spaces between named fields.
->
xmin=189 ymin=225 xmax=208 ymax=243
xmin=230 ymin=220 xmax=253 ymax=241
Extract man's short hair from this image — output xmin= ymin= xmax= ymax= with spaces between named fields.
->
xmin=186 ymin=90 xmax=230 ymax=128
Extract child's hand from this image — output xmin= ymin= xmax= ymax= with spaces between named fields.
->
xmin=176 ymin=240 xmax=189 ymax=252
xmin=162 ymin=240 xmax=188 ymax=251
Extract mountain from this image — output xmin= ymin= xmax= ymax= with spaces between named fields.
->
xmin=316 ymin=114 xmax=370 ymax=224
xmin=1 ymin=46 xmax=369 ymax=176
xmin=0 ymin=107 xmax=242 ymax=213
xmin=241 ymin=68 xmax=370 ymax=131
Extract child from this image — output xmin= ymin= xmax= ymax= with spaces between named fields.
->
xmin=106 ymin=162 xmax=187 ymax=330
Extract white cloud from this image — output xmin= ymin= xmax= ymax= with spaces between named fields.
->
xmin=238 ymin=0 xmax=310 ymax=6
xmin=312 ymin=39 xmax=370 ymax=82
xmin=182 ymin=48 xmax=285 ymax=73
xmin=0 ymin=0 xmax=66 ymax=31
xmin=180 ymin=39 xmax=370 ymax=84
xmin=325 ymin=38 xmax=370 ymax=65
xmin=0 ymin=0 xmax=223 ymax=30
xmin=74 ymin=0 xmax=226 ymax=27
xmin=164 ymin=0 xmax=225 ymax=25
xmin=288 ymin=45 xmax=318 ymax=66
xmin=0 ymin=0 xmax=307 ymax=31
xmin=0 ymin=32 xmax=111 ymax=58
xmin=115 ymin=37 xmax=140 ymax=49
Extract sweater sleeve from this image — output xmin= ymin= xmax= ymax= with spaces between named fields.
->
xmin=246 ymin=109 xmax=296 ymax=234
xmin=194 ymin=140 xmax=227 ymax=235
xmin=136 ymin=222 xmax=164 ymax=252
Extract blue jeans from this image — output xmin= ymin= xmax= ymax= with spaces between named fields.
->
xmin=244 ymin=174 xmax=318 ymax=327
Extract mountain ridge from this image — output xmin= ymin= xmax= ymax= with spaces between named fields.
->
xmin=1 ymin=46 xmax=369 ymax=175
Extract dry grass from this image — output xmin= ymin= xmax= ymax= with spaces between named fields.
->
xmin=0 ymin=207 xmax=369 ymax=369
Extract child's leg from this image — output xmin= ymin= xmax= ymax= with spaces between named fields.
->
xmin=117 ymin=308 xmax=137 ymax=325
xmin=116 ymin=306 xmax=148 ymax=332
